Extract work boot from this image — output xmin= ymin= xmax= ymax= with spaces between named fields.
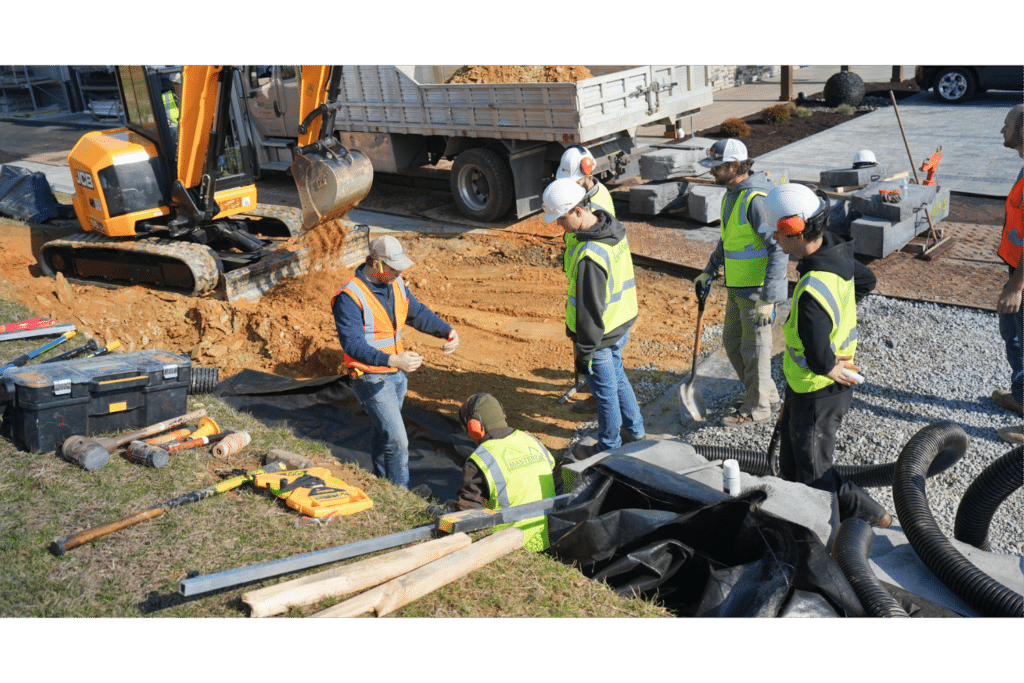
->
xmin=991 ymin=389 xmax=1023 ymax=415
xmin=572 ymin=440 xmax=603 ymax=461
xmin=572 ymin=395 xmax=598 ymax=413
xmin=872 ymin=512 xmax=893 ymax=528
xmin=997 ymin=425 xmax=1023 ymax=445
xmin=410 ymin=484 xmax=433 ymax=500
xmin=620 ymin=428 xmax=643 ymax=445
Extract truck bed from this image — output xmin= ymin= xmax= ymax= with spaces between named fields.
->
xmin=335 ymin=65 xmax=712 ymax=143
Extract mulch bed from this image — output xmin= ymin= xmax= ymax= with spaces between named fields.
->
xmin=695 ymin=80 xmax=924 ymax=158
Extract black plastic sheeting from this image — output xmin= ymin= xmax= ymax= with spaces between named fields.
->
xmin=215 ymin=370 xmax=473 ymax=500
xmin=546 ymin=454 xmax=867 ymax=617
xmin=0 ymin=165 xmax=73 ymax=223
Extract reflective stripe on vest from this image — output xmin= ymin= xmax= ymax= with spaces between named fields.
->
xmin=998 ymin=173 xmax=1024 ymax=268
xmin=163 ymin=91 xmax=179 ymax=124
xmin=566 ymin=237 xmax=638 ymax=334
xmin=722 ymin=189 xmax=768 ymax=288
xmin=335 ymin=275 xmax=409 ymax=374
xmin=468 ymin=430 xmax=556 ymax=552
xmin=783 ymin=271 xmax=858 ymax=393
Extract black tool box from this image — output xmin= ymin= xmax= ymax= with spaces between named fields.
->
xmin=0 ymin=349 xmax=191 ymax=453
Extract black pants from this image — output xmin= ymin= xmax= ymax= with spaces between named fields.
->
xmin=779 ymin=385 xmax=886 ymax=524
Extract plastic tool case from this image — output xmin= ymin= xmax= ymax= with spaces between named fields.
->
xmin=0 ymin=350 xmax=191 ymax=453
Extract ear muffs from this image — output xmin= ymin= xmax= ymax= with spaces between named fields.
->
xmin=776 ymin=190 xmax=831 ymax=235
xmin=580 ymin=156 xmax=595 ymax=176
xmin=466 ymin=418 xmax=486 ymax=441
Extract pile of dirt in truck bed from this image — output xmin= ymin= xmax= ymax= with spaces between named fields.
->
xmin=445 ymin=66 xmax=593 ymax=84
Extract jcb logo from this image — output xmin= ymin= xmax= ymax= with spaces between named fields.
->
xmin=75 ymin=170 xmax=94 ymax=189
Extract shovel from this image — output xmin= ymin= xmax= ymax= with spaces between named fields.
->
xmin=291 ymin=66 xmax=373 ymax=230
xmin=679 ymin=283 xmax=710 ymax=422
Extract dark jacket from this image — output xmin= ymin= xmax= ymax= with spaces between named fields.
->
xmin=794 ymin=232 xmax=875 ymax=395
xmin=332 ymin=264 xmax=452 ymax=368
xmin=453 ymin=426 xmax=516 ymax=511
xmin=566 ymin=210 xmax=638 ymax=366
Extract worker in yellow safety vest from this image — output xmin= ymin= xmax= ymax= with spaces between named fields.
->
xmin=543 ymin=178 xmax=644 ymax=461
xmin=693 ymin=139 xmax=787 ymax=428
xmin=767 ymin=182 xmax=890 ymax=527
xmin=332 ymin=235 xmax=460 ymax=493
xmin=993 ymin=103 xmax=1024 ymax=444
xmin=439 ymin=393 xmax=556 ymax=552
xmin=163 ymin=72 xmax=181 ymax=125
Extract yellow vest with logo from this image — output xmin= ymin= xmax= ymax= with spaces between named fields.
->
xmin=722 ymin=189 xmax=768 ymax=287
xmin=565 ymin=237 xmax=638 ymax=335
xmin=563 ymin=182 xmax=616 ymax=275
xmin=783 ymin=270 xmax=858 ymax=393
xmin=468 ymin=430 xmax=556 ymax=552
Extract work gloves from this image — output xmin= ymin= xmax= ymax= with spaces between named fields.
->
xmin=575 ymin=355 xmax=594 ymax=377
xmin=754 ymin=300 xmax=776 ymax=327
xmin=694 ymin=271 xmax=712 ymax=297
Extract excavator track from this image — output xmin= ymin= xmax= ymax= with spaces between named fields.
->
xmin=39 ymin=232 xmax=221 ymax=297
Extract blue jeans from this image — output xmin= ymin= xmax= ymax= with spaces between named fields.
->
xmin=584 ymin=329 xmax=645 ymax=451
xmin=350 ymin=371 xmax=410 ymax=488
xmin=999 ymin=266 xmax=1023 ymax=406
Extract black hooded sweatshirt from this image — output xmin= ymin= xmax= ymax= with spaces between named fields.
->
xmin=565 ymin=209 xmax=637 ymax=366
xmin=793 ymin=232 xmax=876 ymax=396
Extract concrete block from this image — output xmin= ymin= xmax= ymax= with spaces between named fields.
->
xmin=687 ymin=184 xmax=726 ymax=224
xmin=850 ymin=187 xmax=950 ymax=258
xmin=849 ymin=181 xmax=938 ymax=223
xmin=819 ymin=164 xmax=897 ymax=188
xmin=628 ymin=181 xmax=689 ymax=215
xmin=639 ymin=148 xmax=706 ymax=181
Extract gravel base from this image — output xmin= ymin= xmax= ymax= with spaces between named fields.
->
xmin=575 ymin=295 xmax=1023 ymax=558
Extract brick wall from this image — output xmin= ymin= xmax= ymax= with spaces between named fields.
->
xmin=707 ymin=66 xmax=781 ymax=91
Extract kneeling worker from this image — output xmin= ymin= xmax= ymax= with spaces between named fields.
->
xmin=446 ymin=393 xmax=557 ymax=552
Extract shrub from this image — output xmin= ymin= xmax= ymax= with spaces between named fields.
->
xmin=719 ymin=117 xmax=750 ymax=138
xmin=836 ymin=103 xmax=856 ymax=115
xmin=794 ymin=107 xmax=813 ymax=118
xmin=760 ymin=104 xmax=791 ymax=124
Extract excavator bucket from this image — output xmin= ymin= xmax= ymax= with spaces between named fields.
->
xmin=292 ymin=145 xmax=373 ymax=230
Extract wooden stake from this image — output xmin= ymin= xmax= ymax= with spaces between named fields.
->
xmin=243 ymin=533 xmax=472 ymax=617
xmin=310 ymin=527 xmax=524 ymax=618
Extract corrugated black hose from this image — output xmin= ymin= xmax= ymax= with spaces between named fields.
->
xmin=892 ymin=422 xmax=1023 ymax=618
xmin=831 ymin=517 xmax=909 ymax=617
xmin=953 ymin=446 xmax=1024 ymax=552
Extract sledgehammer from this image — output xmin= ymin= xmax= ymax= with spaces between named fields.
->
xmin=61 ymin=409 xmax=207 ymax=471
xmin=126 ymin=430 xmax=235 ymax=468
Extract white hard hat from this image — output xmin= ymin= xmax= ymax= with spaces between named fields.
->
xmin=556 ymin=145 xmax=596 ymax=182
xmin=542 ymin=178 xmax=586 ymax=223
xmin=852 ymin=149 xmax=876 ymax=167
xmin=764 ymin=183 xmax=828 ymax=235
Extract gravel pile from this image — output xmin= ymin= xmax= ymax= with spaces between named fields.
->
xmin=575 ymin=294 xmax=1022 ymax=558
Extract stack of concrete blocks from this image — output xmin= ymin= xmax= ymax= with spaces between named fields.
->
xmin=819 ymin=164 xmax=898 ymax=189
xmin=630 ymin=137 xmax=716 ymax=216
xmin=686 ymin=165 xmax=791 ymax=225
xmin=848 ymin=182 xmax=951 ymax=258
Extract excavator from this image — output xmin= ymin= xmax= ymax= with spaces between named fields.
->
xmin=39 ymin=65 xmax=373 ymax=301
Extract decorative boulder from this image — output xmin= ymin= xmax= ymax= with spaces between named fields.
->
xmin=823 ymin=72 xmax=865 ymax=107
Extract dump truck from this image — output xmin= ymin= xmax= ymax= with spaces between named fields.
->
xmin=242 ymin=65 xmax=713 ymax=222
xmin=38 ymin=65 xmax=373 ymax=301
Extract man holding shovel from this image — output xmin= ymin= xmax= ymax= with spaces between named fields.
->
xmin=693 ymin=139 xmax=787 ymax=427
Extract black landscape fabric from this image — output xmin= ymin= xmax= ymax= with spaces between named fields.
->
xmin=215 ymin=370 xmax=473 ymax=501
xmin=546 ymin=454 xmax=866 ymax=617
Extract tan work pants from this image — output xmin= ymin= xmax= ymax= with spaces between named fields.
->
xmin=722 ymin=290 xmax=780 ymax=421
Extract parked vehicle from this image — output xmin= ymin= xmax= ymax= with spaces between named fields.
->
xmin=915 ymin=66 xmax=1024 ymax=104
xmin=243 ymin=65 xmax=713 ymax=221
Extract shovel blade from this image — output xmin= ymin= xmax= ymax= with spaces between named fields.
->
xmin=678 ymin=378 xmax=706 ymax=423
xmin=292 ymin=147 xmax=373 ymax=230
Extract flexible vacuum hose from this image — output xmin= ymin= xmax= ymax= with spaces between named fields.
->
xmin=953 ymin=446 xmax=1024 ymax=552
xmin=892 ymin=422 xmax=1023 ymax=618
xmin=831 ymin=517 xmax=909 ymax=617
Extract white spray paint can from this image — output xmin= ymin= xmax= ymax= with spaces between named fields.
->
xmin=723 ymin=459 xmax=741 ymax=497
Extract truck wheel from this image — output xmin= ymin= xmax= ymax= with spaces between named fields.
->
xmin=450 ymin=148 xmax=514 ymax=222
xmin=932 ymin=67 xmax=976 ymax=103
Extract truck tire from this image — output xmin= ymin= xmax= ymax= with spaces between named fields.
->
xmin=450 ymin=148 xmax=514 ymax=222
xmin=932 ymin=67 xmax=976 ymax=103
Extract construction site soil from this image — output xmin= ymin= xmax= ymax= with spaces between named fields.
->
xmin=0 ymin=76 xmax=1009 ymax=458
